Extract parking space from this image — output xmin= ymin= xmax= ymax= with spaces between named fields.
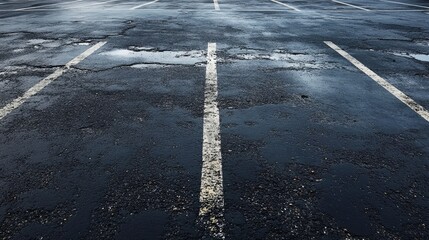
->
xmin=217 ymin=41 xmax=429 ymax=238
xmin=0 ymin=41 xmax=207 ymax=238
xmin=0 ymin=0 xmax=428 ymax=239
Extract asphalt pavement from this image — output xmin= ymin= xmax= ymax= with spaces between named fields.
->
xmin=0 ymin=0 xmax=428 ymax=239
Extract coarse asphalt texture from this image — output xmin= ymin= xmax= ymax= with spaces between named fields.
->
xmin=0 ymin=0 xmax=429 ymax=239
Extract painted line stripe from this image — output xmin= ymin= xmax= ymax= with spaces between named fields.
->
xmin=271 ymin=0 xmax=301 ymax=11
xmin=213 ymin=0 xmax=220 ymax=10
xmin=52 ymin=0 xmax=117 ymax=10
xmin=332 ymin=0 xmax=370 ymax=11
xmin=130 ymin=0 xmax=160 ymax=10
xmin=0 ymin=42 xmax=106 ymax=121
xmin=15 ymin=0 xmax=84 ymax=11
xmin=381 ymin=0 xmax=429 ymax=9
xmin=199 ymin=42 xmax=225 ymax=239
xmin=14 ymin=0 xmax=118 ymax=11
xmin=325 ymin=41 xmax=429 ymax=122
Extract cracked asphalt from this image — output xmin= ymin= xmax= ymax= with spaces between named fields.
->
xmin=0 ymin=0 xmax=429 ymax=239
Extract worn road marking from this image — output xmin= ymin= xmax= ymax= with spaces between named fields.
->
xmin=130 ymin=0 xmax=160 ymax=10
xmin=332 ymin=0 xmax=370 ymax=11
xmin=381 ymin=0 xmax=429 ymax=9
xmin=271 ymin=0 xmax=301 ymax=11
xmin=325 ymin=41 xmax=429 ymax=122
xmin=16 ymin=0 xmax=118 ymax=10
xmin=213 ymin=0 xmax=220 ymax=10
xmin=199 ymin=42 xmax=225 ymax=239
xmin=0 ymin=42 xmax=106 ymax=120
xmin=58 ymin=0 xmax=117 ymax=10
xmin=15 ymin=0 xmax=84 ymax=10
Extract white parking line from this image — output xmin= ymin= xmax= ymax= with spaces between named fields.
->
xmin=0 ymin=42 xmax=106 ymax=121
xmin=61 ymin=0 xmax=118 ymax=9
xmin=325 ymin=41 xmax=429 ymax=123
xmin=381 ymin=0 xmax=429 ymax=9
xmin=130 ymin=0 xmax=160 ymax=10
xmin=332 ymin=0 xmax=371 ymax=11
xmin=271 ymin=0 xmax=301 ymax=11
xmin=213 ymin=0 xmax=220 ymax=10
xmin=15 ymin=0 xmax=84 ymax=11
xmin=199 ymin=42 xmax=225 ymax=239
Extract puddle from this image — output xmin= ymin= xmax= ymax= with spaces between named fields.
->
xmin=129 ymin=46 xmax=155 ymax=51
xmin=27 ymin=39 xmax=53 ymax=45
xmin=392 ymin=52 xmax=429 ymax=62
xmin=410 ymin=54 xmax=429 ymax=62
xmin=101 ymin=48 xmax=205 ymax=65
xmin=229 ymin=49 xmax=319 ymax=62
xmin=234 ymin=52 xmax=312 ymax=61
xmin=225 ymin=49 xmax=333 ymax=69
xmin=130 ymin=63 xmax=173 ymax=69
xmin=26 ymin=39 xmax=61 ymax=48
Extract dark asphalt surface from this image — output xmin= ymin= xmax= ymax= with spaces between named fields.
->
xmin=0 ymin=0 xmax=429 ymax=239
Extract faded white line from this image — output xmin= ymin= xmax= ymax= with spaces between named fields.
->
xmin=14 ymin=0 xmax=118 ymax=11
xmin=52 ymin=0 xmax=117 ymax=10
xmin=271 ymin=0 xmax=301 ymax=11
xmin=213 ymin=0 xmax=220 ymax=10
xmin=332 ymin=0 xmax=371 ymax=11
xmin=0 ymin=42 xmax=106 ymax=120
xmin=130 ymin=0 xmax=160 ymax=10
xmin=325 ymin=41 xmax=429 ymax=122
xmin=199 ymin=42 xmax=225 ymax=239
xmin=381 ymin=0 xmax=429 ymax=9
xmin=15 ymin=0 xmax=84 ymax=10
xmin=63 ymin=0 xmax=118 ymax=9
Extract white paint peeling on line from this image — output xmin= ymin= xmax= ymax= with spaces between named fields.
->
xmin=199 ymin=42 xmax=225 ymax=239
xmin=0 ymin=42 xmax=106 ymax=120
xmin=325 ymin=41 xmax=429 ymax=123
